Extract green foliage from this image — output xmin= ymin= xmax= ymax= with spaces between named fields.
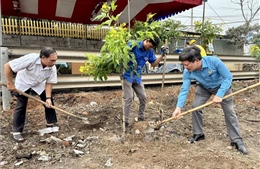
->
xmin=194 ymin=19 xmax=223 ymax=51
xmin=250 ymin=32 xmax=260 ymax=72
xmin=130 ymin=13 xmax=161 ymax=45
xmin=131 ymin=19 xmax=184 ymax=49
xmin=250 ymin=46 xmax=260 ymax=60
xmin=252 ymin=33 xmax=260 ymax=47
xmin=80 ymin=1 xmax=161 ymax=81
xmin=225 ymin=23 xmax=260 ymax=49
xmin=250 ymin=46 xmax=260 ymax=72
xmin=158 ymin=19 xmax=184 ymax=49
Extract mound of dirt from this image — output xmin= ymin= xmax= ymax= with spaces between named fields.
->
xmin=0 ymin=79 xmax=260 ymax=169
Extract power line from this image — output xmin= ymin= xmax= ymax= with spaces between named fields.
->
xmin=206 ymin=2 xmax=230 ymax=28
xmin=174 ymin=15 xmax=246 ymax=18
xmin=179 ymin=19 xmax=259 ymax=27
xmin=189 ymin=7 xmax=256 ymax=11
xmin=213 ymin=19 xmax=260 ymax=25
xmin=178 ymin=9 xmax=242 ymax=17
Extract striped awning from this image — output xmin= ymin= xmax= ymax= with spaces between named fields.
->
xmin=2 ymin=0 xmax=202 ymax=24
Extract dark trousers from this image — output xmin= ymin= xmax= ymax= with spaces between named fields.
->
xmin=123 ymin=79 xmax=146 ymax=123
xmin=13 ymin=89 xmax=57 ymax=132
xmin=192 ymin=84 xmax=242 ymax=143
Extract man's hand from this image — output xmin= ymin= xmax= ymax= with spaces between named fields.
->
xmin=161 ymin=45 xmax=169 ymax=56
xmin=213 ymin=95 xmax=223 ymax=103
xmin=172 ymin=107 xmax=182 ymax=119
xmin=7 ymin=82 xmax=16 ymax=92
xmin=45 ymin=99 xmax=52 ymax=108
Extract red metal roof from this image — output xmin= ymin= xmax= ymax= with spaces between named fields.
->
xmin=1 ymin=0 xmax=202 ymax=24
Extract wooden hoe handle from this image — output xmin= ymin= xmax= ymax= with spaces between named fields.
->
xmin=0 ymin=82 xmax=82 ymax=119
xmin=161 ymin=82 xmax=260 ymax=124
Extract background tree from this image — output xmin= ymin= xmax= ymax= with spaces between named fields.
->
xmin=193 ymin=19 xmax=223 ymax=51
xmin=158 ymin=19 xmax=184 ymax=51
xmin=226 ymin=0 xmax=260 ymax=49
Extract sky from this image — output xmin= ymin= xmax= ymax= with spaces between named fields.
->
xmin=166 ymin=0 xmax=260 ymax=34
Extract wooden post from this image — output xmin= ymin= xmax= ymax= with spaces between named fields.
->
xmin=0 ymin=47 xmax=11 ymax=110
xmin=159 ymin=39 xmax=168 ymax=120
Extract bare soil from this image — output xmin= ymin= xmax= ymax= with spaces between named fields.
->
xmin=1 ymin=79 xmax=260 ymax=169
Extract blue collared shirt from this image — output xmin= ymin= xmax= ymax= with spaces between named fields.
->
xmin=123 ymin=41 xmax=157 ymax=84
xmin=177 ymin=56 xmax=232 ymax=108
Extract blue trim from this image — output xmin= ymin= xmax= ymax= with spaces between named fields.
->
xmin=155 ymin=9 xmax=190 ymax=21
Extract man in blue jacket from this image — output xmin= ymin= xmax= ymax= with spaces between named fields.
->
xmin=172 ymin=46 xmax=247 ymax=155
xmin=123 ymin=36 xmax=168 ymax=127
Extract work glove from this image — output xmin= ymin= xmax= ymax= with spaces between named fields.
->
xmin=161 ymin=45 xmax=169 ymax=56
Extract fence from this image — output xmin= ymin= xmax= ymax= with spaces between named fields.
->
xmin=1 ymin=17 xmax=203 ymax=42
xmin=1 ymin=17 xmax=109 ymax=40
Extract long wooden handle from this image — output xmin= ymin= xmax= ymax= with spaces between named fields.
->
xmin=1 ymin=82 xmax=83 ymax=119
xmin=161 ymin=39 xmax=168 ymax=92
xmin=161 ymin=82 xmax=260 ymax=124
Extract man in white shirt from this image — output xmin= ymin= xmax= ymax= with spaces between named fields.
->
xmin=4 ymin=47 xmax=58 ymax=142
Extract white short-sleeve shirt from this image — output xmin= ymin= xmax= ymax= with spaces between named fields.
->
xmin=9 ymin=53 xmax=57 ymax=95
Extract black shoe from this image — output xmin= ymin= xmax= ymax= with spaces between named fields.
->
xmin=231 ymin=142 xmax=248 ymax=155
xmin=189 ymin=134 xmax=205 ymax=143
xmin=138 ymin=117 xmax=144 ymax=121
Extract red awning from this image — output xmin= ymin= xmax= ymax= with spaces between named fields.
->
xmin=2 ymin=0 xmax=202 ymax=25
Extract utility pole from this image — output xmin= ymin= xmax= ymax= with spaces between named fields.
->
xmin=127 ymin=0 xmax=130 ymax=31
xmin=191 ymin=8 xmax=194 ymax=32
xmin=202 ymin=0 xmax=207 ymax=24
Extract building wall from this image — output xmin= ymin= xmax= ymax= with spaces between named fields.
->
xmin=2 ymin=34 xmax=245 ymax=56
xmin=2 ymin=34 xmax=104 ymax=51
xmin=173 ymin=38 xmax=244 ymax=56
xmin=213 ymin=39 xmax=243 ymax=55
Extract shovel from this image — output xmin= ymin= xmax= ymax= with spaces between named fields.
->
xmin=1 ymin=82 xmax=89 ymax=124
xmin=152 ymin=82 xmax=260 ymax=129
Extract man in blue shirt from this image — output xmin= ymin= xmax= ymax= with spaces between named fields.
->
xmin=172 ymin=46 xmax=247 ymax=155
xmin=123 ymin=36 xmax=167 ymax=127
